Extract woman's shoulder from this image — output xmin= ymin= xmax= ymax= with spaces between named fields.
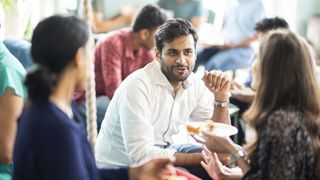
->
xmin=267 ymin=108 xmax=302 ymax=125
xmin=263 ymin=108 xmax=307 ymax=138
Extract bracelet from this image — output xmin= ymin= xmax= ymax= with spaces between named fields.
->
xmin=214 ymin=100 xmax=229 ymax=107
xmin=228 ymin=148 xmax=248 ymax=168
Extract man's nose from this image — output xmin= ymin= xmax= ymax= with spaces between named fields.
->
xmin=176 ymin=53 xmax=187 ymax=63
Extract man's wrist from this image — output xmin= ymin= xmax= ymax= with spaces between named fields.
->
xmin=214 ymin=94 xmax=229 ymax=102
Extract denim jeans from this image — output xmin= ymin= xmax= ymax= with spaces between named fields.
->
xmin=3 ymin=38 xmax=32 ymax=70
xmin=78 ymin=95 xmax=110 ymax=133
xmin=205 ymin=47 xmax=254 ymax=71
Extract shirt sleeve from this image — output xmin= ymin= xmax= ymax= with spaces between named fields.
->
xmin=97 ymin=40 xmax=122 ymax=99
xmin=244 ymin=110 xmax=312 ymax=179
xmin=118 ymin=78 xmax=176 ymax=163
xmin=0 ymin=65 xmax=26 ymax=98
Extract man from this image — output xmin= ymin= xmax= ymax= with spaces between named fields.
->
xmin=77 ymin=5 xmax=167 ymax=131
xmin=194 ymin=0 xmax=265 ymax=72
xmin=96 ymin=18 xmax=231 ymax=178
xmin=157 ymin=0 xmax=205 ymax=31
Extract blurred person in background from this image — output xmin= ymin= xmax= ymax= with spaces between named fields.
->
xmin=157 ymin=0 xmax=205 ymax=31
xmin=90 ymin=0 xmax=157 ymax=33
xmin=194 ymin=0 xmax=265 ymax=72
xmin=0 ymin=21 xmax=27 ymax=180
xmin=230 ymin=17 xmax=289 ymax=118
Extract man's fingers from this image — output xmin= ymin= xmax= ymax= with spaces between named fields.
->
xmin=221 ymin=79 xmax=230 ymax=91
xmin=219 ymin=74 xmax=229 ymax=89
xmin=204 ymin=70 xmax=231 ymax=91
xmin=212 ymin=70 xmax=222 ymax=88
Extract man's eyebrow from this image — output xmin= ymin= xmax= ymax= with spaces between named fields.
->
xmin=166 ymin=48 xmax=193 ymax=51
xmin=166 ymin=48 xmax=178 ymax=51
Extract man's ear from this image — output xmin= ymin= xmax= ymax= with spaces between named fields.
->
xmin=155 ymin=48 xmax=161 ymax=62
xmin=140 ymin=29 xmax=150 ymax=40
xmin=74 ymin=48 xmax=83 ymax=68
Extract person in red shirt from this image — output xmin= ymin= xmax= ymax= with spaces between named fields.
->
xmin=77 ymin=5 xmax=167 ymax=131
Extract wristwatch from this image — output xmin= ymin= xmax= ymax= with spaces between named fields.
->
xmin=214 ymin=100 xmax=229 ymax=107
xmin=228 ymin=148 xmax=247 ymax=168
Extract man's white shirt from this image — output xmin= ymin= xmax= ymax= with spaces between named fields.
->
xmin=95 ymin=61 xmax=214 ymax=168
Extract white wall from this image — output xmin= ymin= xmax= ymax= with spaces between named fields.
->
xmin=3 ymin=0 xmax=320 ymax=38
xmin=257 ymin=0 xmax=320 ymax=36
xmin=2 ymin=0 xmax=78 ymax=38
xmin=295 ymin=0 xmax=320 ymax=36
xmin=263 ymin=0 xmax=297 ymax=31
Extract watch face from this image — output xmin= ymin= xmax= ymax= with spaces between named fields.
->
xmin=238 ymin=150 xmax=245 ymax=157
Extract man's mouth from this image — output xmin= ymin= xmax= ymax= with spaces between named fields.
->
xmin=174 ymin=66 xmax=187 ymax=74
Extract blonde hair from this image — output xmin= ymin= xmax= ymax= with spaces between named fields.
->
xmin=83 ymin=0 xmax=97 ymax=152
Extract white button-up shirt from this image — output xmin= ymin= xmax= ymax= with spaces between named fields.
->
xmin=95 ymin=61 xmax=214 ymax=168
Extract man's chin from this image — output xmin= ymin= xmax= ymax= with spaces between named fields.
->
xmin=172 ymin=74 xmax=189 ymax=82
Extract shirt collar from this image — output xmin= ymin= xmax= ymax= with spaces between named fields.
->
xmin=150 ymin=61 xmax=192 ymax=89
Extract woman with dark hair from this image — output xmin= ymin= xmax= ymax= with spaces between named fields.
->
xmin=13 ymin=14 xmax=171 ymax=180
xmin=200 ymin=30 xmax=320 ymax=179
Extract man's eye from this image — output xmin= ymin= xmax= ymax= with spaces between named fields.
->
xmin=185 ymin=51 xmax=193 ymax=55
xmin=167 ymin=51 xmax=176 ymax=55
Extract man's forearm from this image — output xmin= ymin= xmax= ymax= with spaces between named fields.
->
xmin=173 ymin=152 xmax=203 ymax=167
xmin=212 ymin=106 xmax=230 ymax=124
xmin=212 ymin=95 xmax=230 ymax=124
xmin=233 ymin=36 xmax=257 ymax=48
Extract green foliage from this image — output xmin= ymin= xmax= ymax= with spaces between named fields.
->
xmin=0 ymin=0 xmax=17 ymax=10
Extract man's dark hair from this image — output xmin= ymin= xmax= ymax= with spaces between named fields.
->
xmin=255 ymin=17 xmax=289 ymax=33
xmin=155 ymin=18 xmax=198 ymax=52
xmin=133 ymin=4 xmax=167 ymax=32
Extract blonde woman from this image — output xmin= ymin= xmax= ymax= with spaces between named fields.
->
xmin=201 ymin=30 xmax=320 ymax=179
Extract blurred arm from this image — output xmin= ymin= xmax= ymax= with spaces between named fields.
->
xmin=92 ymin=11 xmax=132 ymax=33
xmin=0 ymin=88 xmax=24 ymax=163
